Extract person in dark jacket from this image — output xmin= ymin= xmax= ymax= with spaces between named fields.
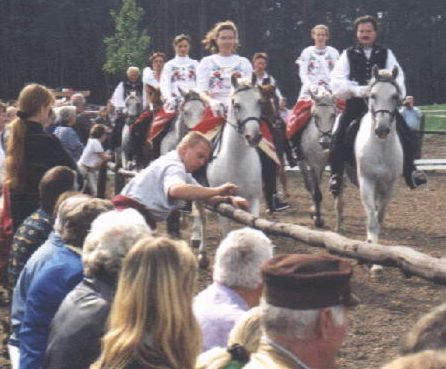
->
xmin=4 ymin=83 xmax=79 ymax=231
xmin=19 ymin=197 xmax=113 ymax=369
xmin=43 ymin=209 xmax=152 ymax=369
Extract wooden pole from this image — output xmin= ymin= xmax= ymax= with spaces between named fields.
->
xmin=213 ymin=203 xmax=446 ymax=285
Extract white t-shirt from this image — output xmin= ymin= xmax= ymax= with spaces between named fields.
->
xmin=78 ymin=138 xmax=104 ymax=169
xmin=296 ymin=45 xmax=339 ymax=99
xmin=196 ymin=54 xmax=253 ymax=107
xmin=120 ymin=150 xmax=199 ymax=221
xmin=160 ymin=56 xmax=199 ymax=100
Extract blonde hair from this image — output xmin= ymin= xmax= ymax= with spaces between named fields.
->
xmin=91 ymin=237 xmax=201 ymax=369
xmin=311 ymin=24 xmax=330 ymax=38
xmin=177 ymin=131 xmax=212 ymax=152
xmin=202 ymin=20 xmax=239 ymax=54
xmin=401 ymin=303 xmax=446 ymax=354
xmin=195 ymin=307 xmax=262 ymax=369
xmin=5 ymin=83 xmax=54 ymax=191
xmin=381 ymin=350 xmax=446 ymax=369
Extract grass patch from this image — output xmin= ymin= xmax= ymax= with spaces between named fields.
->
xmin=419 ymin=104 xmax=446 ymax=131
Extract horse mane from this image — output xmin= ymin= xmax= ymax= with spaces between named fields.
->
xmin=257 ymin=84 xmax=276 ymax=98
xmin=369 ymin=69 xmax=401 ymax=96
xmin=183 ymin=89 xmax=201 ymax=102
xmin=314 ymin=94 xmax=334 ymax=106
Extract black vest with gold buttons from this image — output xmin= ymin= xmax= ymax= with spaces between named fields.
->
xmin=347 ymin=45 xmax=388 ymax=86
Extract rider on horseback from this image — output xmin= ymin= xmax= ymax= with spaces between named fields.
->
xmin=328 ymin=15 xmax=427 ymax=196
xmin=288 ymin=24 xmax=340 ymax=159
xmin=146 ymin=36 xmax=199 ymax=147
xmin=109 ymin=67 xmax=144 ymax=149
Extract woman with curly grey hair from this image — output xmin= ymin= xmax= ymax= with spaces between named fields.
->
xmin=43 ymin=209 xmax=153 ymax=369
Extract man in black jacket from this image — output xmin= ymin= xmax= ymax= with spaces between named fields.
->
xmin=328 ymin=15 xmax=426 ymax=195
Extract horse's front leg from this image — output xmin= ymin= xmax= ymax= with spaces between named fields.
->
xmin=193 ymin=201 xmax=209 ymax=269
xmin=310 ymin=166 xmax=326 ymax=227
xmin=376 ymin=180 xmax=396 ymax=225
xmin=359 ymin=176 xmax=380 ymax=243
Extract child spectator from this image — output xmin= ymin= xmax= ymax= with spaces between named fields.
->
xmin=78 ymin=124 xmax=111 ymax=196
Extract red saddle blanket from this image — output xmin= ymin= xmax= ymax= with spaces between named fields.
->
xmin=147 ymin=108 xmax=177 ymax=142
xmin=286 ymin=99 xmax=313 ymax=140
xmin=193 ymin=107 xmax=280 ymax=165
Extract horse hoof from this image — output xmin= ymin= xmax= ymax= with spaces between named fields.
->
xmin=198 ymin=252 xmax=209 ymax=269
xmin=314 ymin=218 xmax=324 ymax=228
xmin=190 ymin=239 xmax=200 ymax=249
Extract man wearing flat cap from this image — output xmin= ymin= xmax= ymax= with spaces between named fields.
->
xmin=245 ymin=254 xmax=358 ymax=369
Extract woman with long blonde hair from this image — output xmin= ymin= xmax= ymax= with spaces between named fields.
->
xmin=91 ymin=237 xmax=201 ymax=369
xmin=195 ymin=307 xmax=262 ymax=369
xmin=4 ymin=83 xmax=77 ymax=230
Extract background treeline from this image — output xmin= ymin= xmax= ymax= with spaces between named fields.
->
xmin=1 ymin=0 xmax=445 ymax=105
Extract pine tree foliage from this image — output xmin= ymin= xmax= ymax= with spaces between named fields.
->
xmin=103 ymin=0 xmax=150 ymax=75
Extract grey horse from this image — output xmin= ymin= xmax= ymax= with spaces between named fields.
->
xmin=298 ymin=92 xmax=337 ymax=227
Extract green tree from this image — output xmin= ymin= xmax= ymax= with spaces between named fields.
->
xmin=103 ymin=0 xmax=150 ymax=75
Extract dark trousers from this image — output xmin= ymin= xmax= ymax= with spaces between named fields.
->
xmin=329 ymin=98 xmax=418 ymax=187
xmin=258 ymin=149 xmax=277 ymax=210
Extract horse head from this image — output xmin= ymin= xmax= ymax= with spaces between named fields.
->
xmin=145 ymin=84 xmax=162 ymax=112
xmin=369 ymin=65 xmax=401 ymax=139
xmin=124 ymin=91 xmax=142 ymax=118
xmin=310 ymin=93 xmax=337 ymax=150
xmin=258 ymin=83 xmax=279 ymax=118
xmin=177 ymin=88 xmax=206 ymax=131
xmin=229 ymin=74 xmax=263 ymax=147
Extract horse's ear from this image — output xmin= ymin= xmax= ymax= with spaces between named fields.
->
xmin=178 ymin=86 xmax=187 ymax=98
xmin=251 ymin=72 xmax=257 ymax=86
xmin=392 ymin=66 xmax=399 ymax=80
xmin=231 ymin=73 xmax=239 ymax=89
xmin=372 ymin=65 xmax=379 ymax=79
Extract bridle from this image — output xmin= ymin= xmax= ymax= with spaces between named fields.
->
xmin=368 ymin=78 xmax=401 ymax=122
xmin=312 ymin=100 xmax=336 ymax=140
xmin=228 ymin=85 xmax=261 ymax=134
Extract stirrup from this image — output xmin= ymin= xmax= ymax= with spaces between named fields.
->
xmin=410 ymin=170 xmax=427 ymax=189
xmin=329 ymin=174 xmax=343 ymax=196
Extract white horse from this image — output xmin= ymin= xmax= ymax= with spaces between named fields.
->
xmin=336 ymin=66 xmax=403 ymax=243
xmin=298 ymin=91 xmax=337 ymax=227
xmin=195 ymin=75 xmax=263 ymax=267
xmin=160 ymin=89 xmax=206 ymax=155
xmin=120 ymin=92 xmax=143 ymax=170
xmin=207 ymin=76 xmax=263 ymax=217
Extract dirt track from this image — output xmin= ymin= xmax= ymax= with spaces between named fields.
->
xmin=1 ymin=136 xmax=445 ymax=369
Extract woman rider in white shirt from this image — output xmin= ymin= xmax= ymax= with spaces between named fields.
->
xmin=196 ymin=20 xmax=252 ymax=119
xmin=160 ymin=34 xmax=199 ymax=111
xmin=288 ymin=24 xmax=340 ymax=159
xmin=196 ymin=21 xmax=288 ymax=213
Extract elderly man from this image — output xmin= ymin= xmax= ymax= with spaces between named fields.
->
xmin=328 ymin=15 xmax=426 ymax=195
xmin=113 ymin=131 xmax=248 ymax=229
xmin=109 ymin=66 xmax=144 ymax=149
xmin=43 ymin=209 xmax=152 ymax=369
xmin=194 ymin=227 xmax=274 ymax=351
xmin=19 ymin=196 xmax=113 ymax=369
xmin=245 ymin=254 xmax=358 ymax=369
xmin=110 ymin=66 xmax=144 ymax=111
